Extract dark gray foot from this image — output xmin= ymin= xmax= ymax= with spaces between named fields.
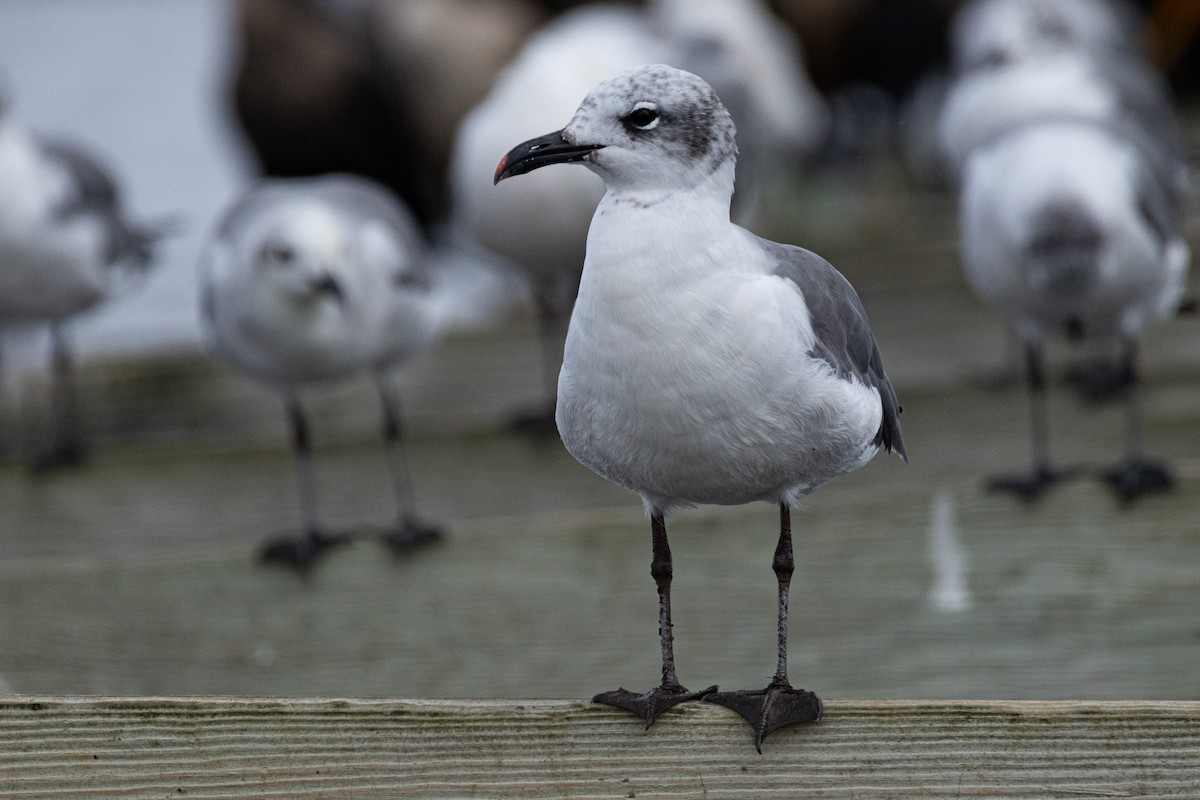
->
xmin=29 ymin=440 xmax=87 ymax=473
xmin=378 ymin=517 xmax=443 ymax=557
xmin=986 ymin=467 xmax=1061 ymax=502
xmin=259 ymin=530 xmax=350 ymax=573
xmin=510 ymin=404 xmax=558 ymax=438
xmin=1102 ymin=460 xmax=1173 ymax=502
xmin=706 ymin=680 xmax=823 ymax=752
xmin=593 ymin=683 xmax=718 ymax=729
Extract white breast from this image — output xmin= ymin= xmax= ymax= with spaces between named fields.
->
xmin=556 ymin=198 xmax=882 ymax=511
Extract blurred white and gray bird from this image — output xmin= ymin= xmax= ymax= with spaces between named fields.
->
xmin=199 ymin=174 xmax=444 ymax=572
xmin=0 ymin=87 xmax=168 ymax=469
xmin=959 ymin=116 xmax=1189 ymax=501
xmin=950 ymin=0 xmax=1146 ymax=72
xmin=451 ymin=0 xmax=828 ymax=432
xmin=495 ymin=65 xmax=903 ymax=751
xmin=935 ymin=0 xmax=1191 ymax=404
xmin=938 ymin=0 xmax=1187 ymax=178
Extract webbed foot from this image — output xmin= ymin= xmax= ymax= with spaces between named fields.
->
xmin=706 ymin=680 xmax=823 ymax=752
xmin=1101 ymin=460 xmax=1173 ymax=502
xmin=259 ymin=530 xmax=350 ymax=573
xmin=593 ymin=683 xmax=717 ymax=729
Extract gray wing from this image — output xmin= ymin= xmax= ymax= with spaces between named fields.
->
xmin=762 ymin=237 xmax=907 ymax=461
xmin=38 ymin=136 xmax=164 ymax=268
xmin=1095 ymin=58 xmax=1190 ymax=167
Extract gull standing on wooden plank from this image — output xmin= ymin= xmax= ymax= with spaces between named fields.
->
xmin=495 ymin=65 xmax=905 ymax=751
xmin=0 ymin=85 xmax=167 ymax=470
xmin=199 ymin=174 xmax=443 ymax=572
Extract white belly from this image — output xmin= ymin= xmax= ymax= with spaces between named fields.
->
xmin=556 ymin=267 xmax=881 ymax=510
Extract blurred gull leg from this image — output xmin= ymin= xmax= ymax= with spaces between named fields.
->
xmin=987 ymin=340 xmax=1063 ymax=501
xmin=31 ymin=323 xmax=87 ymax=472
xmin=374 ymin=372 xmax=442 ymax=556
xmin=259 ymin=397 xmax=349 ymax=572
xmin=1101 ymin=338 xmax=1173 ymax=501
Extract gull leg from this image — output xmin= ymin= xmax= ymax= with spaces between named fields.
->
xmin=259 ymin=398 xmax=348 ymax=572
xmin=707 ymin=504 xmax=822 ymax=752
xmin=594 ymin=512 xmax=716 ymax=727
xmin=511 ymin=282 xmax=566 ymax=437
xmin=31 ymin=324 xmax=87 ymax=472
xmin=1100 ymin=338 xmax=1172 ymax=501
xmin=375 ymin=374 xmax=442 ymax=555
xmin=988 ymin=340 xmax=1064 ymax=500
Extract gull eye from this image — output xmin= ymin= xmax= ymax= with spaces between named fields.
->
xmin=624 ymin=103 xmax=660 ymax=131
xmin=263 ymin=241 xmax=295 ymax=265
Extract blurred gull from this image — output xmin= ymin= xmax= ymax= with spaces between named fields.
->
xmin=960 ymin=116 xmax=1189 ymax=501
xmin=0 ymin=84 xmax=167 ymax=469
xmin=950 ymin=0 xmax=1145 ymax=73
xmin=938 ymin=0 xmax=1186 ymax=176
xmin=199 ymin=174 xmax=443 ymax=572
xmin=495 ymin=65 xmax=904 ymax=751
xmin=452 ymin=0 xmax=828 ymax=433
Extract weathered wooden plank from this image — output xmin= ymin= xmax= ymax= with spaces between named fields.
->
xmin=2 ymin=698 xmax=1198 ymax=798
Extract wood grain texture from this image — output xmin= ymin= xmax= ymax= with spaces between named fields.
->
xmin=2 ymin=698 xmax=1199 ymax=798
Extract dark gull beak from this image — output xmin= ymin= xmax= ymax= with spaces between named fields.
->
xmin=494 ymin=130 xmax=603 ymax=184
xmin=310 ymin=272 xmax=344 ymax=303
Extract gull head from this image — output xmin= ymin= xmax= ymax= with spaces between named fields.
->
xmin=252 ymin=202 xmax=350 ymax=306
xmin=494 ymin=64 xmax=737 ymax=193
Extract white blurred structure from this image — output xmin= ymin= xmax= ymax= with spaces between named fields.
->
xmin=199 ymin=174 xmax=444 ymax=572
xmin=926 ymin=488 xmax=970 ymax=613
xmin=450 ymin=0 xmax=829 ymax=430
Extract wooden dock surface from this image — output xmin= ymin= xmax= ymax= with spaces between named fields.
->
xmin=3 ymin=697 xmax=1199 ymax=798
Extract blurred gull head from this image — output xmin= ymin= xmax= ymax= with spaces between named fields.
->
xmin=951 ymin=0 xmax=1144 ymax=73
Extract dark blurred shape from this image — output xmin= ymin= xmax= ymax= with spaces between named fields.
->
xmin=364 ymin=0 xmax=544 ymax=227
xmin=228 ymin=0 xmax=543 ymax=233
xmin=770 ymin=0 xmax=954 ymax=98
xmin=231 ymin=0 xmax=430 ymax=224
xmin=1145 ymin=0 xmax=1200 ymax=96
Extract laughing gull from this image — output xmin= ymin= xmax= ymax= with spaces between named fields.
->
xmin=452 ymin=1 xmax=828 ymax=434
xmin=0 ymin=90 xmax=166 ymax=470
xmin=960 ymin=116 xmax=1189 ymax=501
xmin=495 ymin=65 xmax=905 ymax=750
xmin=199 ymin=174 xmax=443 ymax=572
